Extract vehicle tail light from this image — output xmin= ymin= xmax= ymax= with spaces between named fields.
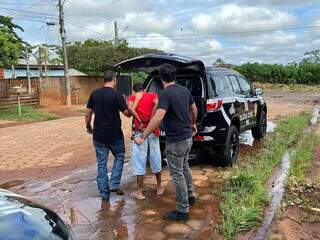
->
xmin=206 ymin=99 xmax=223 ymax=112
xmin=194 ymin=135 xmax=204 ymax=141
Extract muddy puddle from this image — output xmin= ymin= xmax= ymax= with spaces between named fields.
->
xmin=4 ymin=122 xmax=276 ymax=240
xmin=239 ymin=121 xmax=276 ymax=146
xmin=14 ymin=163 xmax=225 ymax=240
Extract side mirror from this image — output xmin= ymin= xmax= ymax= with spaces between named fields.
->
xmin=255 ymin=88 xmax=263 ymax=96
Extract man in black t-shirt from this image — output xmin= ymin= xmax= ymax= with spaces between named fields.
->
xmin=86 ymin=70 xmax=136 ymax=201
xmin=135 ymin=63 xmax=198 ymax=221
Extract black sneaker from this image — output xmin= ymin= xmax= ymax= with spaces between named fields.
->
xmin=188 ymin=196 xmax=196 ymax=205
xmin=163 ymin=210 xmax=189 ymax=221
xmin=110 ymin=189 xmax=124 ymax=195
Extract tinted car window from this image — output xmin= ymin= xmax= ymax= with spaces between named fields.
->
xmin=176 ymin=76 xmax=202 ymax=96
xmin=208 ymin=74 xmax=232 ymax=97
xmin=147 ymin=75 xmax=202 ymax=97
xmin=228 ymin=75 xmax=241 ymax=94
xmin=237 ymin=76 xmax=253 ymax=96
xmin=148 ymin=77 xmax=163 ymax=94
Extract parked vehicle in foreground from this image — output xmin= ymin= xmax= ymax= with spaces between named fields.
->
xmin=115 ymin=53 xmax=267 ymax=165
xmin=0 ymin=189 xmax=75 ymax=240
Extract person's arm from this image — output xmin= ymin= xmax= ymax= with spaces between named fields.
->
xmin=190 ymin=103 xmax=198 ymax=125
xmin=85 ymin=108 xmax=93 ymax=134
xmin=134 ymin=109 xmax=166 ymax=144
xmin=85 ymin=93 xmax=94 ymax=134
xmin=151 ymin=98 xmax=159 ymax=117
xmin=128 ymin=100 xmax=142 ymax=123
xmin=189 ymin=94 xmax=198 ymax=136
xmin=132 ymin=92 xmax=143 ymax=109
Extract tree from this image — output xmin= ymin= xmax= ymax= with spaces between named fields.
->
xmin=302 ymin=50 xmax=320 ymax=63
xmin=66 ymin=39 xmax=162 ymax=75
xmin=0 ymin=16 xmax=24 ymax=67
xmin=213 ymin=57 xmax=233 ymax=69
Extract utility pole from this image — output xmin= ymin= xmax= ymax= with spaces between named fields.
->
xmin=25 ymin=47 xmax=31 ymax=95
xmin=58 ymin=0 xmax=71 ymax=106
xmin=38 ymin=46 xmax=43 ymax=105
xmin=114 ymin=21 xmax=118 ymax=48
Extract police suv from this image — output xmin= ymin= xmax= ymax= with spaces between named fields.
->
xmin=115 ymin=53 xmax=267 ymax=165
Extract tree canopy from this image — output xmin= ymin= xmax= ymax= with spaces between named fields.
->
xmin=66 ymin=39 xmax=162 ymax=75
xmin=0 ymin=16 xmax=24 ymax=67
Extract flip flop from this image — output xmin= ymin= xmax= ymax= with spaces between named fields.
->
xmin=130 ymin=191 xmax=146 ymax=200
xmin=156 ymin=187 xmax=165 ymax=195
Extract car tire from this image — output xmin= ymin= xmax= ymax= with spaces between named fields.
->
xmin=252 ymin=110 xmax=267 ymax=139
xmin=220 ymin=125 xmax=240 ymax=166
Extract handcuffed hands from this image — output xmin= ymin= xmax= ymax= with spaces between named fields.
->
xmin=134 ymin=136 xmax=145 ymax=145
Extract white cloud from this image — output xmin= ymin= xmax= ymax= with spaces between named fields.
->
xmin=207 ymin=39 xmax=223 ymax=52
xmin=122 ymin=12 xmax=175 ymax=32
xmin=191 ymin=4 xmax=297 ymax=31
xmin=128 ymin=32 xmax=176 ymax=52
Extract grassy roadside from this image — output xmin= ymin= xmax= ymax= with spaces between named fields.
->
xmin=289 ymin=132 xmax=318 ymax=179
xmin=282 ymin=130 xmax=319 ymax=212
xmin=219 ymin=113 xmax=310 ymax=239
xmin=0 ymin=105 xmax=57 ymax=121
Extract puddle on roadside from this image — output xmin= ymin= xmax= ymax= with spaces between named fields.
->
xmin=24 ymin=164 xmax=225 ymax=240
xmin=239 ymin=121 xmax=276 ymax=147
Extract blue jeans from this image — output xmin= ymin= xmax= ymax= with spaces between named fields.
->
xmin=93 ymin=138 xmax=125 ymax=198
xmin=166 ymin=138 xmax=194 ymax=213
xmin=131 ymin=132 xmax=161 ymax=175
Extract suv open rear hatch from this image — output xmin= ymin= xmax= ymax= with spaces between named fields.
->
xmin=115 ymin=53 xmax=207 ymax=126
xmin=114 ymin=53 xmax=205 ymax=73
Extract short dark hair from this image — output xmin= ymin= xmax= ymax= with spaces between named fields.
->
xmin=159 ymin=63 xmax=176 ymax=83
xmin=104 ymin=70 xmax=114 ymax=82
xmin=133 ymin=82 xmax=144 ymax=92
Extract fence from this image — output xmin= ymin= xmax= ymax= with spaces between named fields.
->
xmin=0 ymin=76 xmax=104 ymax=107
xmin=0 ymin=75 xmax=130 ymax=107
xmin=0 ymin=78 xmax=39 ymax=108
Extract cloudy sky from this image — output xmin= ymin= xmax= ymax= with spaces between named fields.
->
xmin=1 ymin=0 xmax=320 ymax=65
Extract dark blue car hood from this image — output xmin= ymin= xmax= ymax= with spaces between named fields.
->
xmin=0 ymin=189 xmax=74 ymax=240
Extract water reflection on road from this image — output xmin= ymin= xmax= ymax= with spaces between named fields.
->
xmin=10 ymin=122 xmax=277 ymax=239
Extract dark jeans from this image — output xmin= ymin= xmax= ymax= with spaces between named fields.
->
xmin=93 ymin=138 xmax=125 ymax=198
xmin=165 ymin=138 xmax=194 ymax=213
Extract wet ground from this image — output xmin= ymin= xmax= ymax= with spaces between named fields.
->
xmin=4 ymin=122 xmax=277 ymax=240
xmin=0 ymin=90 xmax=318 ymax=239
xmin=12 ymin=161 xmax=227 ymax=240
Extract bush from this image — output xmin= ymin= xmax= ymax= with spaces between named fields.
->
xmin=234 ymin=62 xmax=320 ymax=85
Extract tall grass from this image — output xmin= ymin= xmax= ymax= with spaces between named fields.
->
xmin=220 ymin=113 xmax=310 ymax=239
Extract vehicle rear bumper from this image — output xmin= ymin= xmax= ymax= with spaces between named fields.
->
xmin=159 ymin=127 xmax=228 ymax=152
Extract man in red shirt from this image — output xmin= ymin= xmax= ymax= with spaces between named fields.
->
xmin=128 ymin=82 xmax=164 ymax=200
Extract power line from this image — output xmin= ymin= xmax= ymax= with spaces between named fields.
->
xmin=0 ymin=7 xmax=58 ymax=18
xmin=0 ymin=3 xmax=55 ymax=6
xmin=122 ymin=24 xmax=320 ymax=40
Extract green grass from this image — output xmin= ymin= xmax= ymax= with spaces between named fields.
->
xmin=282 ymin=129 xmax=319 ymax=210
xmin=289 ymin=132 xmax=318 ymax=179
xmin=219 ymin=113 xmax=310 ymax=239
xmin=0 ymin=105 xmax=57 ymax=121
